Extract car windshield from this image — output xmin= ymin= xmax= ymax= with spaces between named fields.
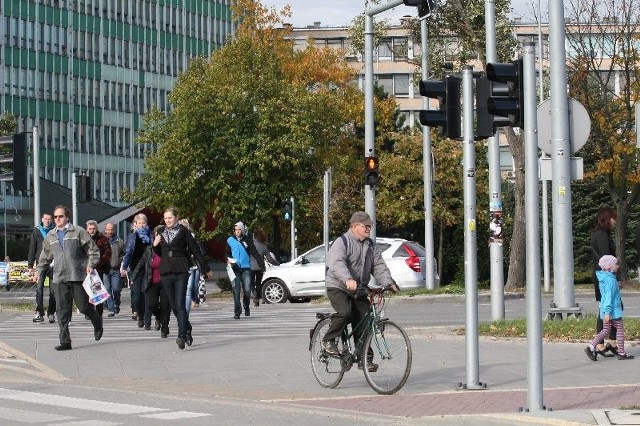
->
xmin=392 ymin=241 xmax=426 ymax=257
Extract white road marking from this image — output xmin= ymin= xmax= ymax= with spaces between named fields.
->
xmin=141 ymin=411 xmax=210 ymax=419
xmin=0 ymin=388 xmax=162 ymax=415
xmin=0 ymin=407 xmax=73 ymax=423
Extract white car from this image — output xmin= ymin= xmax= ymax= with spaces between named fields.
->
xmin=260 ymin=237 xmax=439 ymax=304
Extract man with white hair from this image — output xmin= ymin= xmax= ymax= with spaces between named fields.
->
xmin=226 ymin=222 xmax=264 ymax=319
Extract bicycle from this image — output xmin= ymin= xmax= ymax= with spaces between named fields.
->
xmin=308 ymin=284 xmax=412 ymax=395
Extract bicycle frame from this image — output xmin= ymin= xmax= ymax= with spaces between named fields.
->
xmin=338 ymin=292 xmax=386 ymax=367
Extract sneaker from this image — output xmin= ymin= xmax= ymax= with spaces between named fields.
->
xmin=48 ymin=314 xmax=55 ymax=323
xmin=176 ymin=337 xmax=185 ymax=350
xmin=107 ymin=311 xmax=115 ymax=317
xmin=154 ymin=319 xmax=161 ymax=331
xmin=115 ymin=307 xmax=120 ymax=314
xmin=33 ymin=314 xmax=44 ymax=323
xmin=244 ymin=307 xmax=250 ymax=317
xmin=137 ymin=319 xmax=144 ymax=328
xmin=132 ymin=311 xmax=138 ymax=320
xmin=618 ymin=353 xmax=635 ymax=360
xmin=358 ymin=362 xmax=379 ymax=373
xmin=585 ymin=346 xmax=598 ymax=361
xmin=322 ymin=340 xmax=340 ymax=355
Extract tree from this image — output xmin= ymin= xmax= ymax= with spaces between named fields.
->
xmin=565 ymin=0 xmax=640 ymax=279
xmin=0 ymin=112 xmax=17 ymax=136
xmin=129 ymin=0 xmax=366 ymax=246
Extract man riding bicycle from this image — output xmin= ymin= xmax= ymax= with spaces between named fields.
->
xmin=322 ymin=211 xmax=397 ymax=369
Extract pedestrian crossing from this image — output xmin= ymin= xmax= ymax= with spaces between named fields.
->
xmin=0 ymin=387 xmax=210 ymax=424
xmin=0 ymin=302 xmax=332 ymax=341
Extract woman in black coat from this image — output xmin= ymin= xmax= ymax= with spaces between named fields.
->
xmin=590 ymin=205 xmax=618 ymax=356
xmin=153 ymin=207 xmax=213 ymax=350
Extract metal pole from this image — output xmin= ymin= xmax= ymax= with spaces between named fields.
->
xmin=290 ymin=196 xmax=295 ymax=260
xmin=33 ymin=127 xmax=40 ymax=226
xmin=323 ymin=169 xmax=331 ymax=260
xmin=538 ymin=0 xmax=551 ymax=294
xmin=523 ymin=41 xmax=544 ymax=412
xmin=364 ymin=0 xmax=403 ymax=241
xmin=421 ymin=19 xmax=436 ymax=289
xmin=461 ymin=66 xmax=482 ymax=390
xmin=364 ymin=14 xmax=377 ymax=240
xmin=549 ymin=0 xmax=576 ymax=311
xmin=3 ymin=183 xmax=6 ymax=258
xmin=485 ymin=0 xmax=505 ymax=321
xmin=72 ymin=172 xmax=77 ymax=225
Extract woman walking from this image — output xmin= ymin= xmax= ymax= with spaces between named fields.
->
xmin=153 ymin=207 xmax=212 ymax=350
xmin=121 ymin=213 xmax=152 ymax=328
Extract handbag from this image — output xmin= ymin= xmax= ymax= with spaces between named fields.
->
xmin=82 ymin=269 xmax=110 ymax=305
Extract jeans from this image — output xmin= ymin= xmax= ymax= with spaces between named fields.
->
xmin=35 ymin=267 xmax=55 ymax=316
xmin=185 ymin=267 xmax=200 ymax=315
xmin=102 ymin=269 xmax=122 ymax=313
xmin=162 ymin=272 xmax=190 ymax=338
xmin=232 ymin=268 xmax=251 ymax=317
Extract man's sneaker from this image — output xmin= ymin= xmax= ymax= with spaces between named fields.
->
xmin=585 ymin=346 xmax=598 ymax=361
xmin=358 ymin=362 xmax=379 ymax=373
xmin=48 ymin=314 xmax=55 ymax=323
xmin=107 ymin=311 xmax=115 ymax=318
xmin=33 ymin=314 xmax=44 ymax=323
xmin=322 ymin=340 xmax=340 ymax=355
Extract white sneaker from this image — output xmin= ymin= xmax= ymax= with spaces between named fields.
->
xmin=48 ymin=314 xmax=55 ymax=323
xmin=33 ymin=313 xmax=44 ymax=323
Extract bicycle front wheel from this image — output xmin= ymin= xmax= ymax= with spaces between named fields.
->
xmin=310 ymin=318 xmax=345 ymax=388
xmin=363 ymin=320 xmax=412 ymax=395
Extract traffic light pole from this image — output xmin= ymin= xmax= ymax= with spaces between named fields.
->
xmin=365 ymin=0 xmax=404 ymax=240
xmin=460 ymin=66 xmax=484 ymax=391
xmin=523 ymin=41 xmax=544 ymax=412
xmin=32 ymin=127 xmax=40 ymax=226
xmin=290 ymin=196 xmax=296 ymax=261
xmin=485 ymin=0 xmax=505 ymax=321
xmin=549 ymin=0 xmax=578 ymax=314
xmin=420 ymin=19 xmax=436 ymax=290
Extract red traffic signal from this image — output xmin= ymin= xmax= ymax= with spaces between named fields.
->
xmin=364 ymin=156 xmax=379 ymax=187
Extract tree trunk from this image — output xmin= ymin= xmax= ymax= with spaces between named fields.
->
xmin=438 ymin=220 xmax=444 ymax=284
xmin=505 ymin=129 xmax=526 ymax=290
xmin=614 ymin=199 xmax=630 ymax=281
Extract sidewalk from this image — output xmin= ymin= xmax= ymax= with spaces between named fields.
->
xmin=0 ymin=295 xmax=639 ymax=425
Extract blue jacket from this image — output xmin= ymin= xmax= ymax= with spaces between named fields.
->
xmin=596 ymin=270 xmax=623 ymax=319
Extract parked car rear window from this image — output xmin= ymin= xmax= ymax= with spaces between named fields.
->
xmin=376 ymin=243 xmax=391 ymax=254
xmin=392 ymin=241 xmax=426 ymax=258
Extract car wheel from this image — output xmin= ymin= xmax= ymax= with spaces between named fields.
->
xmin=262 ymin=279 xmax=289 ymax=304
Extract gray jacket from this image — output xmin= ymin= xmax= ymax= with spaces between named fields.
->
xmin=108 ymin=236 xmax=126 ymax=269
xmin=37 ymin=224 xmax=99 ymax=283
xmin=251 ymin=240 xmax=280 ymax=270
xmin=325 ymin=229 xmax=393 ymax=292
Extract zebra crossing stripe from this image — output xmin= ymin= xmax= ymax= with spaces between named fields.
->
xmin=0 ymin=387 xmax=162 ymax=415
xmin=141 ymin=411 xmax=210 ymax=419
xmin=0 ymin=406 xmax=73 ymax=423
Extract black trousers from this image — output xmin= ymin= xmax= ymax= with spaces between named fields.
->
xmin=323 ymin=287 xmax=370 ymax=343
xmin=35 ymin=267 xmax=55 ymax=316
xmin=144 ymin=284 xmax=171 ymax=331
xmin=55 ymin=281 xmax=102 ymax=346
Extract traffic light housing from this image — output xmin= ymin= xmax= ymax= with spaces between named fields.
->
xmin=76 ymin=174 xmax=92 ymax=203
xmin=282 ymin=201 xmax=292 ymax=222
xmin=485 ymin=59 xmax=524 ymax=129
xmin=475 ymin=76 xmax=510 ymax=139
xmin=0 ymin=133 xmax=28 ymax=191
xmin=403 ymin=0 xmax=437 ymax=18
xmin=364 ymin=156 xmax=379 ymax=187
xmin=419 ymin=76 xmax=462 ymax=139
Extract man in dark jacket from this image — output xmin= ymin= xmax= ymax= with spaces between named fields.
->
xmin=28 ymin=212 xmax=55 ymax=323
xmin=86 ymin=220 xmax=112 ymax=317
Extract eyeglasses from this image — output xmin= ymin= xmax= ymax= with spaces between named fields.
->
xmin=53 ymin=215 xmax=65 ymax=219
xmin=358 ymin=224 xmax=372 ymax=230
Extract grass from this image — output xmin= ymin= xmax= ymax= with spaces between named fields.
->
xmin=466 ymin=314 xmax=640 ymax=341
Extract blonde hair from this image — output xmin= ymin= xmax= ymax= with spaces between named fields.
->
xmin=179 ymin=218 xmax=191 ymax=231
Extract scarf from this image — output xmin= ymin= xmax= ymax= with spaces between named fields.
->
xmin=163 ymin=224 xmax=180 ymax=244
xmin=135 ymin=225 xmax=151 ymax=245
xmin=38 ymin=222 xmax=55 ymax=239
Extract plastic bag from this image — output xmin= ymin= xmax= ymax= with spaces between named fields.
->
xmin=82 ymin=269 xmax=110 ymax=305
xmin=226 ymin=264 xmax=236 ymax=283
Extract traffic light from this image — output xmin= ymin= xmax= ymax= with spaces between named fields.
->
xmin=364 ymin=156 xmax=379 ymax=187
xmin=475 ymin=76 xmax=510 ymax=139
xmin=0 ymin=133 xmax=28 ymax=191
xmin=485 ymin=59 xmax=524 ymax=129
xmin=76 ymin=174 xmax=91 ymax=203
xmin=419 ymin=76 xmax=462 ymax=139
xmin=282 ymin=201 xmax=292 ymax=222
xmin=403 ymin=0 xmax=437 ymax=18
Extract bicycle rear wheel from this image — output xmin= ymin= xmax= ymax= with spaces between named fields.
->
xmin=310 ymin=318 xmax=345 ymax=388
xmin=363 ymin=320 xmax=412 ymax=395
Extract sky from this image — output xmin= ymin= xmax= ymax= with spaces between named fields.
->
xmin=259 ymin=1 xmax=539 ymax=28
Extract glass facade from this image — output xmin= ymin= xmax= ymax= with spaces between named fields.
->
xmin=0 ymin=0 xmax=234 ymax=204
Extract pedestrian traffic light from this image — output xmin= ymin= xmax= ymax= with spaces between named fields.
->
xmin=364 ymin=156 xmax=379 ymax=187
xmin=475 ymin=76 xmax=511 ymax=140
xmin=485 ymin=59 xmax=524 ymax=129
xmin=403 ymin=0 xmax=437 ymax=18
xmin=0 ymin=133 xmax=28 ymax=191
xmin=282 ymin=201 xmax=292 ymax=222
xmin=419 ymin=76 xmax=462 ymax=139
xmin=76 ymin=174 xmax=91 ymax=203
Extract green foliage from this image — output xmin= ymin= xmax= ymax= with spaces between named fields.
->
xmin=0 ymin=112 xmax=17 ymax=136
xmin=477 ymin=314 xmax=640 ymax=341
